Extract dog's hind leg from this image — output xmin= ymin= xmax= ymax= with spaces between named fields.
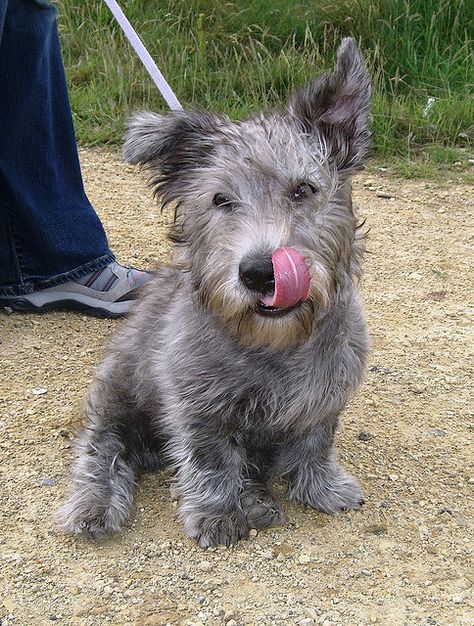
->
xmin=278 ymin=417 xmax=364 ymax=514
xmin=57 ymin=376 xmax=163 ymax=538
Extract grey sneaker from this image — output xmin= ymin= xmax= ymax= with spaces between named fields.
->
xmin=0 ymin=262 xmax=151 ymax=318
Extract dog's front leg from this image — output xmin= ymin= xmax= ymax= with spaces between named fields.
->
xmin=278 ymin=417 xmax=364 ymax=514
xmin=170 ymin=430 xmax=250 ymax=548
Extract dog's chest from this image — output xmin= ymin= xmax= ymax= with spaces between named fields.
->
xmin=225 ymin=351 xmax=331 ymax=440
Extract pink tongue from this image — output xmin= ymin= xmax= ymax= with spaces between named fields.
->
xmin=260 ymin=247 xmax=310 ymax=308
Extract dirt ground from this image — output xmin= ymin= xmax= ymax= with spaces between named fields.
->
xmin=1 ymin=148 xmax=473 ymax=626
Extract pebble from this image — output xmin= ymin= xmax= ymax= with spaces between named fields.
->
xmin=31 ymin=387 xmax=47 ymax=395
xmin=358 ymin=430 xmax=372 ymax=441
xmin=223 ymin=606 xmax=237 ymax=621
xmin=40 ymin=478 xmax=56 ymax=487
xmin=298 ymin=619 xmax=314 ymax=626
xmin=376 ymin=190 xmax=394 ymax=199
xmin=249 ymin=529 xmax=258 ymax=538
xmin=298 ymin=554 xmax=311 ymax=565
xmin=199 ymin=560 xmax=212 ymax=573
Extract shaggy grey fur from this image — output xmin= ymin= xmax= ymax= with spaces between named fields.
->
xmin=58 ymin=38 xmax=372 ymax=548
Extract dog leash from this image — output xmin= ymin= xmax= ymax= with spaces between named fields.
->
xmin=102 ymin=0 xmax=183 ymax=111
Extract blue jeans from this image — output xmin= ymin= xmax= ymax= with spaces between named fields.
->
xmin=0 ymin=0 xmax=114 ymax=297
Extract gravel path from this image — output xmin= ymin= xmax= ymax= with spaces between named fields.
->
xmin=1 ymin=149 xmax=472 ymax=626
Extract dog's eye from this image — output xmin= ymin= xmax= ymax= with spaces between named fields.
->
xmin=293 ymin=182 xmax=317 ymax=201
xmin=213 ymin=193 xmax=234 ymax=209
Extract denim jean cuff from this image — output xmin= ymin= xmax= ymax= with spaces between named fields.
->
xmin=0 ymin=252 xmax=115 ymax=297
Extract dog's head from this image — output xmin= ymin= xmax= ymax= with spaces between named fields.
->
xmin=124 ymin=38 xmax=371 ymax=349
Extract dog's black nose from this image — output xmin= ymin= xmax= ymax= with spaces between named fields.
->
xmin=239 ymin=256 xmax=274 ymax=294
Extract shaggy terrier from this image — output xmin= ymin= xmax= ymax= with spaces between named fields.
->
xmin=59 ymin=38 xmax=372 ymax=547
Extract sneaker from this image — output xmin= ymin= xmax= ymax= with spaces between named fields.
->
xmin=0 ymin=262 xmax=151 ymax=318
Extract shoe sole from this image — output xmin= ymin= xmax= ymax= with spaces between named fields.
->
xmin=1 ymin=296 xmax=130 ymax=318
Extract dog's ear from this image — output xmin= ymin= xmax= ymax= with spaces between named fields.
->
xmin=288 ymin=38 xmax=372 ymax=173
xmin=123 ymin=110 xmax=224 ymax=200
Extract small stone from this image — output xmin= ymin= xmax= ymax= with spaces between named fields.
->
xmin=40 ymin=478 xmax=56 ymax=487
xmin=223 ymin=605 xmax=237 ymax=621
xmin=298 ymin=553 xmax=311 ymax=565
xmin=358 ymin=431 xmax=372 ymax=441
xmin=199 ymin=560 xmax=212 ymax=572
xmin=305 ymin=607 xmax=319 ymax=619
xmin=388 ymin=474 xmax=399 ymax=481
xmin=299 ymin=619 xmax=314 ymax=626
xmin=376 ymin=190 xmax=394 ymax=199
xmin=260 ymin=549 xmax=274 ymax=559
xmin=370 ymin=613 xmax=378 ymax=623
xmin=31 ymin=387 xmax=47 ymax=395
xmin=249 ymin=529 xmax=258 ymax=538
xmin=431 ymin=428 xmax=446 ymax=437
xmin=226 ymin=621 xmax=238 ymax=626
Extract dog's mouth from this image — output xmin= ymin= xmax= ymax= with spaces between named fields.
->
xmin=255 ymin=301 xmax=302 ymax=317
xmin=255 ymin=248 xmax=310 ymax=318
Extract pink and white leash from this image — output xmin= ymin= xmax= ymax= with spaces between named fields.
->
xmin=102 ymin=0 xmax=183 ymax=111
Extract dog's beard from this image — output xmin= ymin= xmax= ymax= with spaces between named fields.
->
xmin=198 ymin=273 xmax=331 ymax=350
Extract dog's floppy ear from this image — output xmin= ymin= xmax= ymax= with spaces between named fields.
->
xmin=288 ymin=37 xmax=372 ymax=173
xmin=123 ymin=110 xmax=224 ymax=201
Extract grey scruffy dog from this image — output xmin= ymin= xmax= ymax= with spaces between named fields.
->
xmin=58 ymin=38 xmax=371 ymax=548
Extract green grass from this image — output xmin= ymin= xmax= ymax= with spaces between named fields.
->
xmin=58 ymin=0 xmax=473 ymax=165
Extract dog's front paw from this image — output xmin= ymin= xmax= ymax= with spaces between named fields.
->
xmin=183 ymin=510 xmax=250 ymax=548
xmin=57 ymin=492 xmax=130 ymax=539
xmin=290 ymin=465 xmax=364 ymax=514
xmin=240 ymin=488 xmax=285 ymax=529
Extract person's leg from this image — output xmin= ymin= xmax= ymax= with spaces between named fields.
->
xmin=0 ymin=0 xmax=113 ymax=294
xmin=0 ymin=0 xmax=149 ymax=315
